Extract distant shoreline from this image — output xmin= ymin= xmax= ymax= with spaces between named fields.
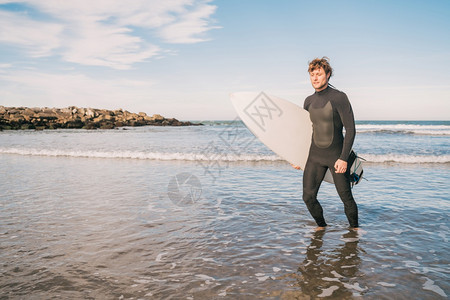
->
xmin=0 ymin=106 xmax=202 ymax=130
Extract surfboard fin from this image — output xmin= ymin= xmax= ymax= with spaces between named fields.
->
xmin=349 ymin=151 xmax=365 ymax=187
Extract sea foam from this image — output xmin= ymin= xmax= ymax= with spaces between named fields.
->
xmin=356 ymin=124 xmax=450 ymax=135
xmin=1 ymin=147 xmax=448 ymax=164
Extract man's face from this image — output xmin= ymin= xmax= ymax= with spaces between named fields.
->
xmin=309 ymin=67 xmax=330 ymax=91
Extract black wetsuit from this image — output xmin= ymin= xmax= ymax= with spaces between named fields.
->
xmin=303 ymin=86 xmax=358 ymax=228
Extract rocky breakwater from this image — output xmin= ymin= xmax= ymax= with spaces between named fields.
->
xmin=0 ymin=106 xmax=201 ymax=130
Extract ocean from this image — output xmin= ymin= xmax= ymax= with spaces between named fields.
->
xmin=0 ymin=120 xmax=449 ymax=299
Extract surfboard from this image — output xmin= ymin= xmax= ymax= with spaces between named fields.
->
xmin=230 ymin=91 xmax=364 ymax=185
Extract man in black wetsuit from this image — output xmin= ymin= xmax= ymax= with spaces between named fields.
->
xmin=293 ymin=57 xmax=359 ymax=230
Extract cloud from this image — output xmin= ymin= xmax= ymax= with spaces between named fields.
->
xmin=0 ymin=69 xmax=157 ymax=108
xmin=0 ymin=63 xmax=12 ymax=70
xmin=158 ymin=2 xmax=220 ymax=43
xmin=0 ymin=0 xmax=219 ymax=69
xmin=61 ymin=19 xmax=160 ymax=70
xmin=0 ymin=10 xmax=63 ymax=57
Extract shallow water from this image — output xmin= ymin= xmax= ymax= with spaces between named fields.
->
xmin=1 ymin=152 xmax=448 ymax=299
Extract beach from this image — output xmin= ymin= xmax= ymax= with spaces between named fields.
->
xmin=0 ymin=121 xmax=449 ymax=299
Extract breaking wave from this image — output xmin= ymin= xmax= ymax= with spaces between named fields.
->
xmin=356 ymin=124 xmax=450 ymax=135
xmin=1 ymin=148 xmax=449 ymax=164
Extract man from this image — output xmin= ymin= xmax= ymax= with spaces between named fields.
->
xmin=293 ymin=57 xmax=359 ymax=230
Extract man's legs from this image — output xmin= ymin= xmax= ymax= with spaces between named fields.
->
xmin=331 ymin=171 xmax=359 ymax=228
xmin=303 ymin=159 xmax=328 ymax=227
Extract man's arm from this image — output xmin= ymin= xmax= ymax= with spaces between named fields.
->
xmin=337 ymin=93 xmax=355 ymax=161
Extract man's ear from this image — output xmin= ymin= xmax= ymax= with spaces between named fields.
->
xmin=327 ymin=73 xmax=331 ymax=80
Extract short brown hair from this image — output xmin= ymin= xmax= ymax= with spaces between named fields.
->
xmin=308 ymin=57 xmax=333 ymax=78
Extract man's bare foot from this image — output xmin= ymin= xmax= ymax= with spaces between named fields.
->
xmin=315 ymin=226 xmax=326 ymax=231
xmin=351 ymin=227 xmax=359 ymax=231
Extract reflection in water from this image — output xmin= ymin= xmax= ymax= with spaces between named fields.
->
xmin=1 ymin=152 xmax=448 ymax=298
xmin=295 ymin=230 xmax=364 ymax=298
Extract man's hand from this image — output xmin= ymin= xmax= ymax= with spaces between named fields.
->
xmin=334 ymin=159 xmax=347 ymax=173
xmin=291 ymin=164 xmax=301 ymax=170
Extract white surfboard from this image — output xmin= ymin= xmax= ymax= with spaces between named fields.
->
xmin=230 ymin=91 xmax=364 ymax=185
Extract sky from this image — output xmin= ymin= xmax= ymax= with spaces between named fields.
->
xmin=0 ymin=0 xmax=449 ymax=120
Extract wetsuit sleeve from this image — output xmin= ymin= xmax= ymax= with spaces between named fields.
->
xmin=336 ymin=94 xmax=355 ymax=161
xmin=303 ymin=97 xmax=311 ymax=111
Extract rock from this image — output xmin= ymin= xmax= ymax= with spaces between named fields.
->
xmin=37 ymin=112 xmax=58 ymax=120
xmin=152 ymin=114 xmax=164 ymax=121
xmin=0 ymin=106 xmax=202 ymax=130
xmin=99 ymin=122 xmax=115 ymax=129
xmin=21 ymin=124 xmax=35 ymax=130
xmin=41 ymin=108 xmax=54 ymax=114
xmin=172 ymin=120 xmax=183 ymax=126
xmin=8 ymin=109 xmax=20 ymax=115
xmin=65 ymin=119 xmax=84 ymax=129
xmin=93 ymin=115 xmax=104 ymax=123
xmin=60 ymin=107 xmax=71 ymax=114
xmin=23 ymin=108 xmax=35 ymax=116
xmin=83 ymin=122 xmax=98 ymax=130
xmin=85 ymin=108 xmax=96 ymax=118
